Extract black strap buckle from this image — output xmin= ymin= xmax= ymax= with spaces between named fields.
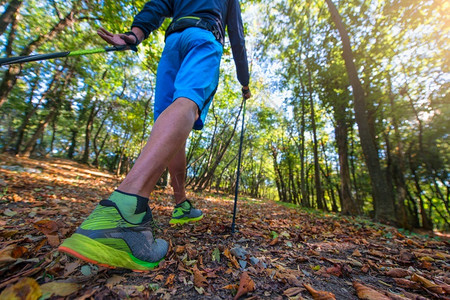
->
xmin=165 ymin=17 xmax=223 ymax=45
xmin=124 ymin=31 xmax=140 ymax=52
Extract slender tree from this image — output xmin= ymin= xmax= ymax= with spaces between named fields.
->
xmin=325 ymin=0 xmax=396 ymax=223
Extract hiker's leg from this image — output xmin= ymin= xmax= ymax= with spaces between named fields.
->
xmin=168 ymin=144 xmax=187 ymax=205
xmin=56 ymin=99 xmax=199 ymax=270
xmin=165 ymin=28 xmax=222 ymax=224
xmin=118 ymin=97 xmax=198 ymax=197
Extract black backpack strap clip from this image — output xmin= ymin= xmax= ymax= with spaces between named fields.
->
xmin=165 ymin=16 xmax=223 ymax=45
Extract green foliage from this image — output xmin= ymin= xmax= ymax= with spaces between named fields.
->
xmin=258 ymin=0 xmax=448 ymax=229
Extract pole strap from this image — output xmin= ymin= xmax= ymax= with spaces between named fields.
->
xmin=123 ymin=32 xmax=140 ymax=52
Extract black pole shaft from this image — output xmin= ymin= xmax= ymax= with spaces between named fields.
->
xmin=231 ymin=99 xmax=246 ymax=234
xmin=0 ymin=45 xmax=128 ymax=66
xmin=0 ymin=51 xmax=71 ymax=66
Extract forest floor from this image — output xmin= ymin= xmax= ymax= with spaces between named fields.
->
xmin=0 ymin=154 xmax=449 ymax=300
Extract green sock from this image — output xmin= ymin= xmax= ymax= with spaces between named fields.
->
xmin=108 ymin=190 xmax=148 ymax=223
xmin=177 ymin=200 xmax=191 ymax=210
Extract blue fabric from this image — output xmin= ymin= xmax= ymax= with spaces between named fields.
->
xmin=154 ymin=27 xmax=223 ymax=130
xmin=132 ymin=0 xmax=249 ymax=86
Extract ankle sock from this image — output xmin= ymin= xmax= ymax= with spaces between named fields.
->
xmin=176 ymin=200 xmax=191 ymax=210
xmin=108 ymin=190 xmax=149 ymax=223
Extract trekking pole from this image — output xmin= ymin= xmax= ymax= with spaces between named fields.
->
xmin=231 ymin=97 xmax=247 ymax=234
xmin=0 ymin=45 xmax=129 ymax=66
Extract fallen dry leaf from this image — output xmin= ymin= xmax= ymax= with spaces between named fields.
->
xmin=402 ymin=291 xmax=433 ymax=300
xmin=284 ymin=287 xmax=305 ymax=297
xmin=63 ymin=261 xmax=80 ymax=277
xmin=383 ymin=290 xmax=411 ymax=300
xmin=352 ymin=281 xmax=389 ymax=300
xmin=33 ymin=220 xmax=60 ymax=247
xmin=398 ymin=250 xmax=415 ymax=263
xmin=165 ymin=273 xmax=175 ymax=286
xmin=0 ymin=245 xmax=27 ymax=267
xmin=33 ymin=219 xmax=58 ymax=235
xmin=233 ymin=271 xmax=255 ymax=300
xmin=411 ymin=273 xmax=444 ymax=294
xmin=40 ymin=281 xmax=80 ymax=297
xmin=393 ymin=278 xmax=421 ymax=290
xmin=0 ymin=277 xmax=41 ymax=300
xmin=0 ymin=230 xmax=19 ymax=238
xmin=106 ymin=275 xmax=125 ymax=289
xmin=435 ymin=251 xmax=450 ymax=260
xmin=286 ymin=274 xmax=303 ymax=286
xmin=420 ymin=260 xmax=432 ymax=270
xmin=175 ymin=245 xmax=185 ymax=254
xmin=153 ymin=274 xmax=164 ymax=281
xmin=269 ymin=237 xmax=279 ymax=246
xmin=386 ymin=268 xmax=410 ymax=278
xmin=324 ymin=265 xmax=343 ymax=277
xmin=405 ymin=239 xmax=421 ymax=247
xmin=193 ymin=265 xmax=208 ymax=287
xmin=224 ymin=248 xmax=240 ymax=269
xmin=303 ymin=283 xmax=336 ymax=300
xmin=222 ymin=284 xmax=239 ymax=290
xmin=441 ymin=282 xmax=450 ymax=294
xmin=45 ymin=234 xmax=60 ymax=247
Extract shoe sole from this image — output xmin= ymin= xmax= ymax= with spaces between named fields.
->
xmin=58 ymin=233 xmax=162 ymax=271
xmin=169 ymin=214 xmax=203 ymax=225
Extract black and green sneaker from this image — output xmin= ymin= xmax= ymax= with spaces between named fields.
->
xmin=58 ymin=200 xmax=168 ymax=271
xmin=169 ymin=199 xmax=203 ymax=225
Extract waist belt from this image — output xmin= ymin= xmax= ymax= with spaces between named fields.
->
xmin=165 ymin=16 xmax=224 ymax=45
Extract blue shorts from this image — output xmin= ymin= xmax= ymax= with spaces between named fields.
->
xmin=154 ymin=27 xmax=223 ymax=130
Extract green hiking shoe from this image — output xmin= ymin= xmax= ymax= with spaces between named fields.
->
xmin=169 ymin=199 xmax=203 ymax=225
xmin=58 ymin=199 xmax=168 ymax=271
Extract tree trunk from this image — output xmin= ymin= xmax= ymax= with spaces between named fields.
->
xmin=332 ymin=88 xmax=359 ymax=215
xmin=0 ymin=8 xmax=77 ymax=108
xmin=335 ymin=116 xmax=358 ymax=215
xmin=0 ymin=0 xmax=22 ymax=35
xmin=21 ymin=65 xmax=73 ymax=157
xmin=320 ymin=141 xmax=338 ymax=212
xmin=325 ymin=0 xmax=396 ymax=224
xmin=21 ymin=109 xmax=57 ymax=157
xmin=156 ymin=169 xmax=169 ymax=188
xmin=300 ymin=93 xmax=308 ymax=207
xmin=116 ymin=149 xmax=125 ymax=176
xmin=307 ymin=70 xmax=324 ymax=210
xmin=387 ymin=78 xmax=410 ymax=228
xmin=271 ymin=145 xmax=287 ymax=202
xmin=13 ymin=67 xmax=63 ymax=154
xmin=349 ymin=126 xmax=364 ymax=211
xmin=140 ymin=90 xmax=153 ymax=149
xmin=411 ymin=166 xmax=433 ymax=230
xmin=214 ymin=155 xmax=236 ymax=193
xmin=92 ymin=109 xmax=111 ymax=166
xmin=81 ymin=102 xmax=97 ymax=164
xmin=288 ymin=157 xmax=299 ymax=204
xmin=93 ymin=132 xmax=109 ymax=167
xmin=194 ymin=103 xmax=243 ymax=191
xmin=2 ymin=67 xmax=38 ymax=153
xmin=67 ymin=129 xmax=78 ymax=159
xmin=192 ymin=105 xmax=219 ymax=187
xmin=47 ymin=115 xmax=58 ymax=156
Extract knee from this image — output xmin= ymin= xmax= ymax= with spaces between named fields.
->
xmin=175 ymin=97 xmax=200 ymax=120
